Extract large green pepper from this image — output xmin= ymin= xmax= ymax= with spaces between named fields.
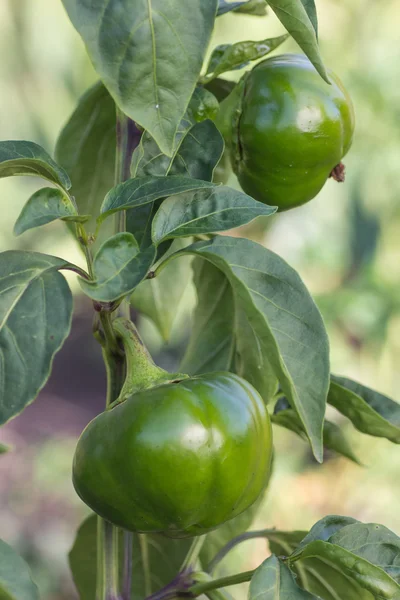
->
xmin=218 ymin=54 xmax=355 ymax=211
xmin=73 ymin=372 xmax=272 ymax=538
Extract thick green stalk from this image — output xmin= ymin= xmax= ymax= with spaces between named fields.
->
xmin=189 ymin=570 xmax=255 ymax=597
xmin=111 ymin=318 xmax=187 ymax=401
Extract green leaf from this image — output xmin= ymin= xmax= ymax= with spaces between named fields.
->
xmin=69 ymin=515 xmax=193 ymax=600
xmin=266 ymin=0 xmax=328 ymax=82
xmin=0 ymin=140 xmax=70 ymax=189
xmin=180 ymin=260 xmax=236 ymax=375
xmin=61 ymin=0 xmax=218 ymax=156
xmin=128 ymin=120 xmax=223 ymax=249
xmin=13 ymin=188 xmax=82 ymax=236
xmin=188 ymin=89 xmax=220 ymax=123
xmin=217 ymin=1 xmax=249 ymax=15
xmin=168 ymin=120 xmax=224 ymax=182
xmin=266 ymin=528 xmax=343 ymax=599
xmin=300 ymin=0 xmax=318 ymax=37
xmin=69 ymin=516 xmax=97 ymax=600
xmin=152 ymin=187 xmax=276 ymax=244
xmin=205 ymin=35 xmax=289 ymax=80
xmin=172 ymin=236 xmax=329 ymax=461
xmin=0 ymin=443 xmax=9 ymax=454
xmin=131 ymin=116 xmax=193 ymax=178
xmin=272 ymin=405 xmax=361 ymax=464
xmin=235 ymin=0 xmax=269 ymax=15
xmin=131 ymin=240 xmax=192 ymax=342
xmin=329 ymin=376 xmax=400 ymax=443
xmin=323 ymin=420 xmax=361 ymax=465
xmin=293 ymin=516 xmax=359 ymax=553
xmin=0 ymin=251 xmax=73 ymax=426
xmin=249 ymin=555 xmax=320 ymax=600
xmin=55 ymin=81 xmax=117 ymax=239
xmin=180 ymin=259 xmax=278 ymax=403
xmin=289 ymin=540 xmax=400 ymax=600
xmin=79 ymin=233 xmax=156 ymax=302
xmin=0 ymin=539 xmax=39 ymax=600
xmin=100 ymin=176 xmax=216 ymax=223
xmin=329 ymin=523 xmax=400 ymax=583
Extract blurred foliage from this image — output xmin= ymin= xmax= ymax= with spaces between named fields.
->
xmin=0 ymin=1 xmax=400 ymax=600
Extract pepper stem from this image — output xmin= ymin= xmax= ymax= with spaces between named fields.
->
xmin=111 ymin=318 xmax=188 ymax=404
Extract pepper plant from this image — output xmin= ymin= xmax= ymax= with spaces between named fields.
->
xmin=1 ymin=2 xmax=400 ymax=600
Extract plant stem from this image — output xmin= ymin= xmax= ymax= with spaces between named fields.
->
xmin=103 ymin=520 xmax=120 ymax=600
xmin=207 ymin=529 xmax=276 ymax=573
xmin=123 ymin=532 xmax=133 ymax=600
xmin=189 ymin=571 xmax=255 ymax=597
xmin=180 ymin=536 xmax=206 ymax=572
xmin=96 ymin=517 xmax=105 ymax=600
xmin=95 ymin=107 xmax=143 ymax=600
xmin=114 ymin=108 xmax=142 ymax=319
xmin=115 ymin=108 xmax=142 ymax=231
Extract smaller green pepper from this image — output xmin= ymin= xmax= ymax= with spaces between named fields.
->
xmin=217 ymin=54 xmax=355 ymax=211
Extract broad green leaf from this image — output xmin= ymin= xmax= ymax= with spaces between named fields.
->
xmin=55 ymin=81 xmax=117 ymax=239
xmin=272 ymin=405 xmax=361 ymax=464
xmin=329 ymin=523 xmax=400 ymax=583
xmin=13 ymin=188 xmax=85 ymax=236
xmin=61 ymin=0 xmax=218 ymax=156
xmin=323 ymin=420 xmax=361 ymax=465
xmin=128 ymin=119 xmax=193 ymax=248
xmin=0 ymin=251 xmax=73 ymax=425
xmin=249 ymin=555 xmax=320 ymax=600
xmin=69 ymin=515 xmax=193 ymax=600
xmin=171 ymin=237 xmax=329 ymax=461
xmin=131 ymin=239 xmax=193 ymax=341
xmin=0 ymin=539 xmax=39 ymax=600
xmin=265 ymin=529 xmax=339 ymax=598
xmin=217 ymin=1 xmax=249 ymax=15
xmin=235 ymin=0 xmax=269 ymax=15
xmin=69 ymin=516 xmax=97 ymax=600
xmin=0 ymin=141 xmax=70 ymax=189
xmin=205 ymin=35 xmax=289 ymax=81
xmin=180 ymin=260 xmax=278 ymax=402
xmin=128 ymin=120 xmax=223 ymax=249
xmin=181 ymin=260 xmax=236 ymax=375
xmin=188 ymin=89 xmax=220 ymax=123
xmin=293 ymin=516 xmax=359 ymax=554
xmin=289 ymin=540 xmax=400 ymax=600
xmin=266 ymin=0 xmax=328 ymax=82
xmin=300 ymin=0 xmax=318 ymax=37
xmin=100 ymin=177 xmax=216 ymax=222
xmin=131 ymin=116 xmax=193 ymax=179
xmin=79 ymin=233 xmax=156 ymax=302
xmin=329 ymin=376 xmax=400 ymax=443
xmin=152 ymin=187 xmax=276 ymax=243
xmin=0 ymin=443 xmax=9 ymax=454
xmin=168 ymin=120 xmax=224 ymax=182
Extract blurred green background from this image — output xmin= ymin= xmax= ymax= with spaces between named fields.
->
xmin=1 ymin=1 xmax=400 ymax=599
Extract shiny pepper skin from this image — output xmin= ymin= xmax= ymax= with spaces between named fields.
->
xmin=73 ymin=372 xmax=273 ymax=538
xmin=221 ymin=54 xmax=355 ymax=211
